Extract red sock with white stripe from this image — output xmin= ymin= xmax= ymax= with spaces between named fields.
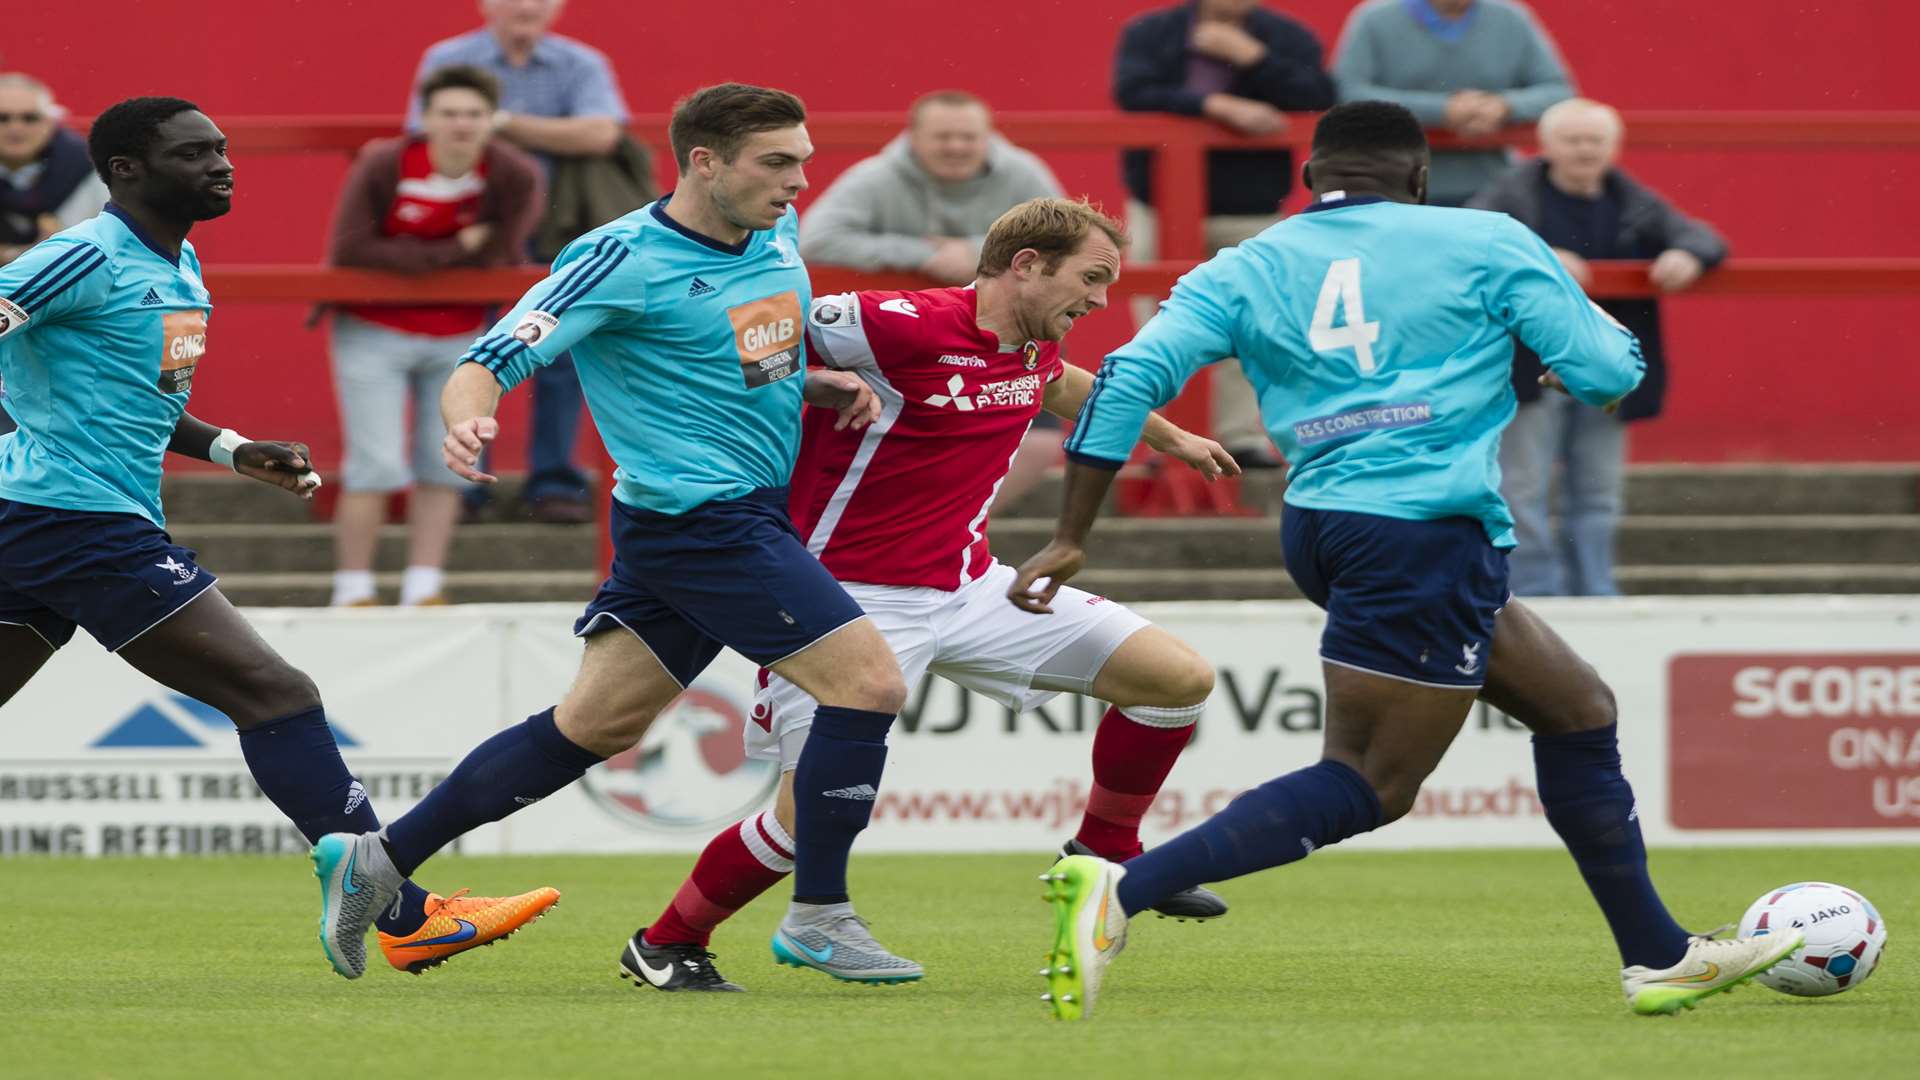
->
xmin=645 ymin=809 xmax=795 ymax=947
xmin=1075 ymin=703 xmax=1202 ymax=860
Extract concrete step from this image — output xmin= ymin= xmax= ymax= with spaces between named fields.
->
xmin=1614 ymin=515 xmax=1920 ymax=565
xmin=1614 ymin=564 xmax=1920 ymax=595
xmin=158 ymin=473 xmax=597 ymax=525
xmin=988 ymin=514 xmax=1920 ymax=569
xmin=212 ymin=570 xmax=600 ymax=608
xmin=991 ymin=463 xmax=1920 ymax=519
xmin=172 ymin=523 xmax=598 ymax=575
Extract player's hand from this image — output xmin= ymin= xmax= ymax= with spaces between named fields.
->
xmin=1189 ymin=21 xmax=1268 ymax=67
xmin=804 ymin=369 xmax=881 ymax=431
xmin=444 ymin=417 xmax=499 ymax=483
xmin=1552 ymin=247 xmax=1594 ymax=288
xmin=1008 ymin=540 xmax=1085 ymax=616
xmin=1538 ymin=371 xmax=1622 ymax=415
xmin=918 ymin=239 xmax=978 ymax=285
xmin=233 ymin=440 xmax=324 ymax=500
xmin=1159 ymin=429 xmax=1242 ymax=482
xmin=1649 ymin=248 xmax=1705 ymax=292
xmin=1202 ymin=94 xmax=1287 ymax=136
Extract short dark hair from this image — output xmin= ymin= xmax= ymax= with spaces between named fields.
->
xmin=87 ymin=96 xmax=200 ymax=182
xmin=668 ymin=83 xmax=806 ymax=171
xmin=419 ymin=64 xmax=501 ymax=111
xmin=1311 ymin=100 xmax=1429 ymax=157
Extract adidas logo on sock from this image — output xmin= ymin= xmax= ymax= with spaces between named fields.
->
xmin=822 ymin=784 xmax=877 ymax=801
xmin=343 ymin=780 xmax=368 ymax=815
xmin=687 ymin=277 xmax=716 ymax=298
xmin=139 ymin=287 xmax=164 ymax=307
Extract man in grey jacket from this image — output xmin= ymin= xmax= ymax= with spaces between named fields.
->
xmin=1333 ymin=0 xmax=1574 ymax=205
xmin=799 ymin=91 xmax=1063 ymax=283
xmin=1467 ymin=98 xmax=1728 ymax=597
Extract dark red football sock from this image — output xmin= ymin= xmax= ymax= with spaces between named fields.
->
xmin=646 ymin=810 xmax=795 ymax=947
xmin=1074 ymin=705 xmax=1197 ymax=860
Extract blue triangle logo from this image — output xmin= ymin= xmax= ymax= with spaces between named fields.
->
xmin=91 ymin=704 xmax=203 ymax=748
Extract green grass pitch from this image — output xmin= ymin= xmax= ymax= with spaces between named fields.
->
xmin=0 ymin=847 xmax=1911 ymax=1079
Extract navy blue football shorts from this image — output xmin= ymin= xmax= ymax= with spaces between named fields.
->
xmin=0 ymin=497 xmax=219 ymax=652
xmin=1281 ymin=504 xmax=1509 ymax=689
xmin=574 ymin=486 xmax=867 ymax=687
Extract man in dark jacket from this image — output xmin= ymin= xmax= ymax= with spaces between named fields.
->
xmin=1467 ymin=98 xmax=1728 ymax=597
xmin=1114 ymin=0 xmax=1336 ymax=466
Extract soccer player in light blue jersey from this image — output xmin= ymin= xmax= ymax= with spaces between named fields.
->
xmin=0 ymin=98 xmax=557 ymax=974
xmin=1013 ymin=102 xmax=1799 ymax=1019
xmin=312 ymin=84 xmax=927 ymax=986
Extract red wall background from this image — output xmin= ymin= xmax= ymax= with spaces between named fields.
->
xmin=6 ymin=0 xmax=1917 ymax=467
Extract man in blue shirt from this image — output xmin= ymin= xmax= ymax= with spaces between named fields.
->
xmin=0 ymin=98 xmax=556 ymax=974
xmin=313 ymin=85 xmax=925 ymax=988
xmin=1013 ymin=102 xmax=1797 ymax=1020
xmin=405 ymin=0 xmax=634 ymax=522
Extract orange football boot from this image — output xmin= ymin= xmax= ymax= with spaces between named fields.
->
xmin=378 ymin=887 xmax=562 ymax=974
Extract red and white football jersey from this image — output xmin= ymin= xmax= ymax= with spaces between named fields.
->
xmin=791 ymin=286 xmax=1064 ymax=590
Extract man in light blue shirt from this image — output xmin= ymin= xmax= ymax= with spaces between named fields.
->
xmin=1019 ymin=102 xmax=1796 ymax=1022
xmin=1332 ymin=0 xmax=1574 ymax=205
xmin=404 ymin=0 xmax=633 ymax=520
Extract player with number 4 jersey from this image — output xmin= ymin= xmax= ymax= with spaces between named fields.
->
xmin=620 ymin=198 xmax=1243 ymax=994
xmin=1015 ymin=103 xmax=1797 ymax=1021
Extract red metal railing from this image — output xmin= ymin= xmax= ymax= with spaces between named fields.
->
xmin=94 ymin=111 xmax=1918 ymax=559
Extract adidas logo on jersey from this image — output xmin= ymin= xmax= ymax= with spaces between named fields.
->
xmin=822 ymin=784 xmax=878 ymax=801
xmin=139 ymin=288 xmax=164 ymax=307
xmin=687 ymin=277 xmax=717 ymax=298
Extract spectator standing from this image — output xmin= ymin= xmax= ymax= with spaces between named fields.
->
xmin=1333 ymin=0 xmax=1574 ymax=206
xmin=1467 ymin=98 xmax=1728 ymax=596
xmin=800 ymin=90 xmax=1068 ymax=508
xmin=1115 ymin=0 xmax=1336 ymax=466
xmin=405 ymin=0 xmax=632 ymax=523
xmin=327 ymin=66 xmax=544 ymax=606
xmin=0 ymin=73 xmax=109 ymax=434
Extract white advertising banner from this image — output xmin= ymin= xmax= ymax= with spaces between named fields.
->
xmin=2 ymin=598 xmax=1915 ymax=857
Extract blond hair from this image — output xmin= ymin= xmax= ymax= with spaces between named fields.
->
xmin=976 ymin=197 xmax=1127 ymax=278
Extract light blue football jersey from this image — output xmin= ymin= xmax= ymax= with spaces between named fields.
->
xmin=1068 ymin=194 xmax=1644 ymax=546
xmin=463 ymin=198 xmax=810 ymax=516
xmin=0 ymin=206 xmax=213 ymax=527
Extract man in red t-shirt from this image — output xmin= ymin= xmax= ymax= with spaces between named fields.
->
xmin=324 ymin=64 xmax=541 ymax=609
xmin=618 ymin=199 xmax=1241 ymax=992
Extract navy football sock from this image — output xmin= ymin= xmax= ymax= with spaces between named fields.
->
xmin=383 ymin=708 xmax=604 ymax=878
xmin=1115 ymin=759 xmax=1381 ymax=916
xmin=1534 ymin=723 xmax=1690 ymax=969
xmin=237 ymin=707 xmax=432 ymax=934
xmin=790 ymin=706 xmax=894 ymax=904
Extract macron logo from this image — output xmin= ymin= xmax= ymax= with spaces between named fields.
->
xmin=139 ymin=288 xmax=164 ymax=307
xmin=687 ymin=277 xmax=717 ymax=298
xmin=822 ymin=784 xmax=878 ymax=801
xmin=878 ymin=297 xmax=919 ymax=318
xmin=937 ymin=354 xmax=988 ymax=368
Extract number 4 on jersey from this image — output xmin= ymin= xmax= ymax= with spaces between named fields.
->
xmin=1309 ymin=258 xmax=1382 ymax=372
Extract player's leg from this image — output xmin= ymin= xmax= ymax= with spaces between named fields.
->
xmin=121 ymin=586 xmax=559 ymax=973
xmin=622 ymin=670 xmax=821 ymax=993
xmin=1479 ymin=600 xmax=1797 ymax=1013
xmin=313 ymin=625 xmax=678 ymax=978
xmin=766 ymin=615 xmax=925 ymax=985
xmin=0 ymin=623 xmax=56 ymax=703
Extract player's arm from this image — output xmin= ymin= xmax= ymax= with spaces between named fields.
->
xmin=443 ymin=238 xmax=640 ymax=483
xmin=1484 ymin=218 xmax=1645 ymax=409
xmin=1009 ymin=266 xmax=1240 ymax=614
xmin=1042 ymin=363 xmax=1237 ymax=479
xmin=167 ymin=412 xmax=322 ymax=499
xmin=0 ymin=237 xmax=112 ymax=343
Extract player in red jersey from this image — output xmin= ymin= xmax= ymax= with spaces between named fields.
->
xmin=617 ymin=198 xmax=1240 ymax=992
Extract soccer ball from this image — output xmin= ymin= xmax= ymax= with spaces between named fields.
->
xmin=1737 ymin=882 xmax=1888 ymax=997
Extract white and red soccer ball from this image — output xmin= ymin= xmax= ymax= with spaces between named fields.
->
xmin=1738 ymin=882 xmax=1888 ymax=997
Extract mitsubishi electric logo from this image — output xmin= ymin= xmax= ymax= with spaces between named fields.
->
xmin=925 ymin=374 xmax=976 ymax=412
xmin=89 ymin=694 xmax=360 ymax=749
